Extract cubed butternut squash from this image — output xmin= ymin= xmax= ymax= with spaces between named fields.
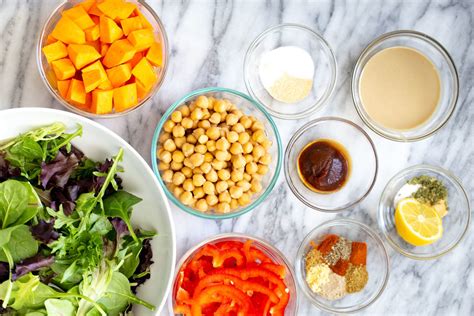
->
xmin=51 ymin=16 xmax=86 ymax=44
xmin=98 ymin=79 xmax=114 ymax=90
xmin=51 ymin=58 xmax=76 ymax=80
xmin=88 ymin=3 xmax=103 ymax=16
xmin=42 ymin=41 xmax=68 ymax=63
xmin=57 ymin=80 xmax=71 ymax=98
xmin=46 ymin=34 xmax=57 ymax=45
xmin=63 ymin=6 xmax=95 ymax=30
xmin=85 ymin=24 xmax=100 ymax=42
xmin=113 ymin=83 xmax=137 ymax=112
xmin=66 ymin=79 xmax=87 ymax=105
xmin=100 ymin=43 xmax=110 ymax=57
xmin=106 ymin=63 xmax=132 ymax=88
xmin=127 ymin=28 xmax=154 ymax=52
xmin=146 ymin=42 xmax=163 ymax=67
xmin=120 ymin=16 xmax=143 ymax=35
xmin=98 ymin=0 xmax=136 ymax=20
xmin=100 ymin=15 xmax=124 ymax=43
xmin=129 ymin=52 xmax=143 ymax=68
xmin=77 ymin=0 xmax=95 ymax=12
xmin=82 ymin=60 xmax=108 ymax=83
xmin=82 ymin=69 xmax=103 ymax=92
xmin=103 ymin=39 xmax=136 ymax=68
xmin=134 ymin=9 xmax=153 ymax=29
xmin=67 ymin=44 xmax=101 ymax=69
xmin=131 ymin=57 xmax=156 ymax=90
xmin=135 ymin=79 xmax=149 ymax=100
xmin=91 ymin=89 xmax=114 ymax=114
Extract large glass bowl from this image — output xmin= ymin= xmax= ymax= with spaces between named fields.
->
xmin=244 ymin=23 xmax=337 ymax=120
xmin=37 ymin=0 xmax=169 ymax=118
xmin=295 ymin=219 xmax=390 ymax=313
xmin=151 ymin=87 xmax=283 ymax=220
xmin=170 ymin=233 xmax=298 ymax=315
xmin=378 ymin=164 xmax=470 ymax=260
xmin=352 ymin=30 xmax=458 ymax=141
xmin=284 ymin=117 xmax=378 ymax=212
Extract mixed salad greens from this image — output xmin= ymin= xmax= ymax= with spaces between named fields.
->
xmin=0 ymin=123 xmax=156 ymax=315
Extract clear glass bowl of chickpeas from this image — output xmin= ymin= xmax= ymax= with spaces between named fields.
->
xmin=151 ymin=87 xmax=283 ymax=219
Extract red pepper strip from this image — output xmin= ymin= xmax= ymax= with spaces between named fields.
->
xmin=215 ymin=241 xmax=244 ymax=249
xmin=192 ymin=245 xmax=245 ymax=268
xmin=193 ymin=274 xmax=279 ymax=304
xmin=243 ymin=239 xmax=253 ymax=262
xmin=261 ymin=263 xmax=286 ymax=279
xmin=176 ymin=271 xmax=191 ymax=303
xmin=249 ymin=248 xmax=273 ymax=264
xmin=174 ymin=304 xmax=192 ymax=316
xmin=190 ymin=284 xmax=254 ymax=316
xmin=214 ymin=302 xmax=238 ymax=316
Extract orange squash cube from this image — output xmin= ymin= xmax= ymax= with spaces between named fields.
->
xmin=129 ymin=52 xmax=143 ymax=68
xmin=82 ymin=60 xmax=108 ymax=84
xmin=106 ymin=63 xmax=132 ymax=88
xmin=135 ymin=79 xmax=149 ymax=100
xmin=127 ymin=29 xmax=154 ymax=52
xmin=120 ymin=16 xmax=143 ymax=35
xmin=46 ymin=34 xmax=57 ymax=45
xmin=67 ymin=44 xmax=101 ymax=69
xmin=134 ymin=9 xmax=153 ymax=29
xmin=63 ymin=6 xmax=95 ymax=30
xmin=98 ymin=79 xmax=114 ymax=90
xmin=146 ymin=42 xmax=163 ymax=67
xmin=66 ymin=79 xmax=87 ymax=105
xmin=98 ymin=0 xmax=136 ymax=20
xmin=91 ymin=89 xmax=114 ymax=114
xmin=88 ymin=3 xmax=103 ymax=16
xmin=103 ymin=39 xmax=136 ymax=68
xmin=76 ymin=0 xmax=95 ymax=12
xmin=42 ymin=41 xmax=68 ymax=63
xmin=51 ymin=16 xmax=86 ymax=44
xmin=85 ymin=24 xmax=100 ymax=42
xmin=82 ymin=69 xmax=103 ymax=92
xmin=51 ymin=58 xmax=76 ymax=80
xmin=131 ymin=57 xmax=156 ymax=90
xmin=100 ymin=43 xmax=110 ymax=57
xmin=113 ymin=83 xmax=137 ymax=112
xmin=100 ymin=16 xmax=124 ymax=43
xmin=57 ymin=80 xmax=71 ymax=98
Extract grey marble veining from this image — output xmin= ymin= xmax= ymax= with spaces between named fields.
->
xmin=1 ymin=0 xmax=473 ymax=315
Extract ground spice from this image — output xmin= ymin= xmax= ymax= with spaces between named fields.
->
xmin=305 ymin=263 xmax=331 ymax=293
xmin=318 ymin=271 xmax=347 ymax=300
xmin=325 ymin=237 xmax=352 ymax=266
xmin=305 ymin=248 xmax=323 ymax=272
xmin=317 ymin=234 xmax=339 ymax=256
xmin=346 ymin=264 xmax=369 ymax=293
xmin=268 ymin=74 xmax=313 ymax=103
xmin=331 ymin=259 xmax=350 ymax=276
xmin=349 ymin=242 xmax=367 ymax=266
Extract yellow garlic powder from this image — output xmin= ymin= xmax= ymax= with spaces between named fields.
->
xmin=305 ymin=263 xmax=331 ymax=293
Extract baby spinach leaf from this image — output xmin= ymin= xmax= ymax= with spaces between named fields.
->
xmin=0 ymin=225 xmax=38 ymax=263
xmin=0 ymin=180 xmax=41 ymax=229
xmin=44 ymin=298 xmax=75 ymax=316
xmin=103 ymin=191 xmax=142 ymax=242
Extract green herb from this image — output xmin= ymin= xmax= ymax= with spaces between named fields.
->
xmin=409 ymin=175 xmax=448 ymax=205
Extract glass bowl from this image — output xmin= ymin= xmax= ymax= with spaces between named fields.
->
xmin=295 ymin=219 xmax=390 ymax=314
xmin=244 ymin=23 xmax=337 ymax=120
xmin=352 ymin=30 xmax=458 ymax=141
xmin=284 ymin=117 xmax=378 ymax=212
xmin=170 ymin=233 xmax=298 ymax=315
xmin=37 ymin=0 xmax=169 ymax=118
xmin=151 ymin=87 xmax=283 ymax=220
xmin=378 ymin=164 xmax=471 ymax=260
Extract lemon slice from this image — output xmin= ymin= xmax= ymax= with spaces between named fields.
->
xmin=395 ymin=198 xmax=443 ymax=246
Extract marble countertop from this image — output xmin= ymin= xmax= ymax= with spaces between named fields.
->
xmin=1 ymin=0 xmax=473 ymax=315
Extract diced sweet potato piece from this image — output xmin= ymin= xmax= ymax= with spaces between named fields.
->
xmin=63 ymin=5 xmax=95 ymax=30
xmin=131 ymin=57 xmax=156 ymax=90
xmin=98 ymin=0 xmax=136 ymax=20
xmin=51 ymin=16 xmax=86 ymax=44
xmin=82 ymin=60 xmax=108 ymax=84
xmin=66 ymin=79 xmax=87 ymax=105
xmin=120 ymin=16 xmax=143 ymax=35
xmin=100 ymin=16 xmax=124 ymax=43
xmin=83 ymin=69 xmax=103 ymax=92
xmin=146 ymin=42 xmax=163 ymax=67
xmin=129 ymin=52 xmax=143 ymax=68
xmin=113 ymin=83 xmax=137 ymax=112
xmin=91 ymin=89 xmax=114 ymax=114
xmin=85 ymin=24 xmax=100 ymax=42
xmin=67 ymin=44 xmax=101 ymax=69
xmin=51 ymin=58 xmax=76 ymax=80
xmin=57 ymin=80 xmax=71 ymax=98
xmin=127 ymin=29 xmax=154 ymax=52
xmin=100 ymin=43 xmax=110 ymax=57
xmin=103 ymin=39 xmax=136 ymax=68
xmin=42 ymin=41 xmax=68 ymax=63
xmin=98 ymin=79 xmax=113 ymax=90
xmin=106 ymin=63 xmax=132 ymax=88
xmin=76 ymin=0 xmax=95 ymax=12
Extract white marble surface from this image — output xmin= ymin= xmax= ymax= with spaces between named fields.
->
xmin=1 ymin=0 xmax=473 ymax=315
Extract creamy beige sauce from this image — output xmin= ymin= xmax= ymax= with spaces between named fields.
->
xmin=359 ymin=46 xmax=441 ymax=130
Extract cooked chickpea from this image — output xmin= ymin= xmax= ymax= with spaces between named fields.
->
xmin=183 ymin=158 xmax=193 ymax=168
xmin=190 ymin=108 xmax=203 ymax=121
xmin=243 ymin=173 xmax=252 ymax=181
xmin=193 ymin=167 xmax=203 ymax=174
xmin=193 ymin=187 xmax=205 ymax=199
xmin=227 ymin=131 xmax=239 ymax=143
xmin=198 ymin=120 xmax=211 ymax=129
xmin=262 ymin=139 xmax=272 ymax=150
xmin=181 ymin=117 xmax=193 ymax=129
xmin=237 ymin=180 xmax=251 ymax=192
xmin=232 ymin=123 xmax=245 ymax=133
xmin=189 ymin=153 xmax=204 ymax=167
xmin=253 ymin=145 xmax=265 ymax=159
xmin=180 ymin=191 xmax=193 ymax=205
xmin=179 ymin=105 xmax=190 ymax=117
xmin=230 ymin=143 xmax=243 ymax=155
xmin=240 ymin=116 xmax=252 ymax=129
xmin=259 ymin=153 xmax=271 ymax=165
xmin=195 ymin=199 xmax=208 ymax=212
xmin=162 ymin=170 xmax=173 ymax=183
xmin=193 ymin=127 xmax=205 ymax=138
xmin=243 ymin=142 xmax=253 ymax=154
xmin=257 ymin=164 xmax=269 ymax=175
xmin=192 ymin=174 xmax=206 ymax=187
xmin=183 ymin=179 xmax=194 ymax=191
xmin=238 ymin=193 xmax=251 ymax=206
xmin=186 ymin=134 xmax=197 ymax=144
xmin=211 ymin=159 xmax=226 ymax=170
xmin=163 ymin=139 xmax=176 ymax=152
xmin=196 ymin=95 xmax=209 ymax=108
xmin=170 ymin=161 xmax=183 ymax=171
xmin=216 ymin=138 xmax=230 ymax=151
xmin=229 ymin=186 xmax=243 ymax=199
xmin=174 ymin=137 xmax=186 ymax=148
xmin=159 ymin=132 xmax=170 ymax=143
xmin=206 ymin=126 xmax=220 ymax=140
xmin=216 ymin=180 xmax=228 ymax=194
xmin=216 ymin=202 xmax=230 ymax=213
xmin=232 ymin=155 xmax=246 ymax=169
xmin=206 ymin=195 xmax=218 ymax=206
xmin=230 ymin=199 xmax=239 ymax=209
xmin=163 ymin=120 xmax=175 ymax=132
xmin=246 ymin=161 xmax=258 ymax=174
xmin=205 ymin=169 xmax=218 ymax=182
xmin=182 ymin=166 xmax=193 ymax=178
xmin=159 ymin=150 xmax=172 ymax=163
xmin=206 ymin=140 xmax=216 ymax=152
xmin=226 ymin=113 xmax=239 ymax=126
xmin=172 ymin=151 xmax=185 ymax=163
xmin=203 ymin=181 xmax=215 ymax=195
xmin=251 ymin=179 xmax=262 ymax=193
xmin=215 ymin=150 xmax=227 ymax=162
xmin=238 ymin=132 xmax=250 ymax=144
xmin=204 ymin=152 xmax=214 ymax=162
xmin=252 ymin=130 xmax=266 ymax=143
xmin=209 ymin=112 xmax=221 ymax=124
xmin=231 ymin=169 xmax=244 ymax=182
xmin=171 ymin=111 xmax=182 ymax=123
xmin=219 ymin=191 xmax=231 ymax=204
xmin=172 ymin=172 xmax=185 ymax=185
xmin=232 ymin=110 xmax=243 ymax=119
xmin=195 ymin=144 xmax=207 ymax=154
xmin=173 ymin=186 xmax=183 ymax=198
xmin=217 ymin=169 xmax=231 ymax=181
xmin=172 ymin=125 xmax=185 ymax=138
xmin=244 ymin=154 xmax=253 ymax=163
xmin=182 ymin=143 xmax=194 ymax=157
xmin=200 ymin=162 xmax=212 ymax=174
xmin=214 ymin=99 xmax=227 ymax=113
xmin=202 ymin=109 xmax=211 ymax=120
xmin=252 ymin=121 xmax=265 ymax=131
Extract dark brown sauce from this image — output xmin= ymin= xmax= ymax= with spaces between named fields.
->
xmin=297 ymin=139 xmax=350 ymax=193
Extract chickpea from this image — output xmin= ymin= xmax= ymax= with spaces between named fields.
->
xmin=253 ymin=145 xmax=265 ymax=159
xmin=203 ymin=181 xmax=216 ymax=195
xmin=195 ymin=134 xmax=207 ymax=145
xmin=226 ymin=180 xmax=235 ymax=187
xmin=229 ymin=186 xmax=243 ymax=199
xmin=206 ymin=126 xmax=220 ymax=140
xmin=232 ymin=123 xmax=245 ymax=133
xmin=163 ymin=139 xmax=176 ymax=152
xmin=216 ymin=138 xmax=230 ymax=151
xmin=216 ymin=202 xmax=230 ymax=213
xmin=209 ymin=112 xmax=221 ymax=124
xmin=251 ymin=179 xmax=262 ymax=193
xmin=206 ymin=194 xmax=219 ymax=206
xmin=219 ymin=191 xmax=231 ymax=204
xmin=186 ymin=134 xmax=197 ymax=144
xmin=217 ymin=169 xmax=231 ymax=181
xmin=211 ymin=159 xmax=226 ymax=170
xmin=230 ymin=143 xmax=243 ymax=155
xmin=227 ymin=131 xmax=239 ymax=143
xmin=252 ymin=121 xmax=265 ymax=131
xmin=219 ymin=112 xmax=228 ymax=124
xmin=183 ymin=179 xmax=194 ymax=191
xmin=214 ymin=99 xmax=227 ymax=113
xmin=202 ymin=109 xmax=211 ymax=120
xmin=206 ymin=169 xmax=218 ymax=182
xmin=237 ymin=180 xmax=251 ymax=192
xmin=172 ymin=172 xmax=185 ymax=185
xmin=198 ymin=120 xmax=211 ymax=129
xmin=232 ymin=110 xmax=243 ymax=119
xmin=193 ymin=167 xmax=203 ymax=174
xmin=193 ymin=187 xmax=205 ymax=199
xmin=174 ymin=137 xmax=186 ymax=148
xmin=171 ymin=111 xmax=182 ymax=123
xmin=190 ymin=108 xmax=203 ymax=121
xmin=216 ymin=180 xmax=228 ymax=194
xmin=200 ymin=162 xmax=212 ymax=174
xmin=231 ymin=169 xmax=244 ymax=182
xmin=159 ymin=150 xmax=172 ymax=163
xmin=226 ymin=113 xmax=239 ymax=126
xmin=163 ymin=120 xmax=175 ymax=132
xmin=170 ymin=161 xmax=183 ymax=171
xmin=183 ymin=158 xmax=193 ymax=168
xmin=246 ymin=161 xmax=258 ymax=174
xmin=232 ymin=155 xmax=246 ymax=169
xmin=257 ymin=164 xmax=269 ymax=175
xmin=157 ymin=147 xmax=164 ymax=157
xmin=162 ymin=170 xmax=173 ymax=183
xmin=193 ymin=127 xmax=205 ymax=138
xmin=243 ymin=173 xmax=252 ymax=181
xmin=181 ymin=117 xmax=193 ymax=129
xmin=252 ymin=130 xmax=266 ymax=143
xmin=182 ymin=166 xmax=193 ymax=178
xmin=259 ymin=153 xmax=272 ymax=165
xmin=195 ymin=199 xmax=208 ymax=212
xmin=240 ymin=116 xmax=252 ymax=129
xmin=172 ymin=125 xmax=185 ymax=138
xmin=206 ymin=140 xmax=216 ymax=152
xmin=182 ymin=143 xmax=194 ymax=157
xmin=195 ymin=144 xmax=207 ymax=154
xmin=173 ymin=186 xmax=184 ymax=198
xmin=262 ymin=139 xmax=272 ymax=150
xmin=204 ymin=152 xmax=214 ymax=162
xmin=172 ymin=151 xmax=185 ymax=163
xmin=179 ymin=191 xmax=193 ymax=206
xmin=158 ymin=162 xmax=169 ymax=171
xmin=238 ymin=193 xmax=251 ymax=206
xmin=189 ymin=153 xmax=204 ymax=167
xmin=215 ymin=150 xmax=228 ymax=162
xmin=159 ymin=132 xmax=170 ymax=143
xmin=242 ymin=142 xmax=253 ymax=154
xmin=179 ymin=105 xmax=190 ymax=117
xmin=196 ymin=95 xmax=209 ymax=109
xmin=193 ymin=174 xmax=206 ymax=187
xmin=244 ymin=154 xmax=253 ymax=163
xmin=238 ymin=132 xmax=250 ymax=144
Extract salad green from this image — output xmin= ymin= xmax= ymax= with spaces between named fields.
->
xmin=0 ymin=123 xmax=156 ymax=315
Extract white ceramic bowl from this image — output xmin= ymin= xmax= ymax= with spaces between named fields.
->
xmin=0 ymin=108 xmax=176 ymax=315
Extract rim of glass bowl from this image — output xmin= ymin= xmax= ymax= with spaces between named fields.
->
xmin=151 ymin=87 xmax=283 ymax=220
xmin=295 ymin=218 xmax=390 ymax=314
xmin=284 ymin=117 xmax=378 ymax=212
xmin=378 ymin=164 xmax=471 ymax=260
xmin=170 ymin=233 xmax=299 ymax=314
xmin=351 ymin=30 xmax=459 ymax=142
xmin=244 ymin=23 xmax=338 ymax=120
xmin=36 ymin=0 xmax=170 ymax=119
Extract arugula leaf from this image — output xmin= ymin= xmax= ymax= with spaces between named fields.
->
xmin=0 ymin=225 xmax=38 ymax=263
xmin=103 ymin=191 xmax=142 ymax=242
xmin=0 ymin=180 xmax=41 ymax=229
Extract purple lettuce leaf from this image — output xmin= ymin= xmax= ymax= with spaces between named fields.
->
xmin=0 ymin=262 xmax=8 ymax=283
xmin=0 ymin=153 xmax=21 ymax=181
xmin=30 ymin=220 xmax=59 ymax=244
xmin=131 ymin=238 xmax=154 ymax=293
xmin=12 ymin=254 xmax=55 ymax=280
xmin=40 ymin=151 xmax=80 ymax=189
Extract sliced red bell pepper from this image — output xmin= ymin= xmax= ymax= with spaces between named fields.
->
xmin=174 ymin=304 xmax=191 ymax=316
xmin=261 ymin=263 xmax=286 ymax=279
xmin=192 ymin=244 xmax=245 ymax=268
xmin=191 ymin=284 xmax=255 ymax=316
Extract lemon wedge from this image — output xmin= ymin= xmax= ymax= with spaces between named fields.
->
xmin=395 ymin=198 xmax=443 ymax=246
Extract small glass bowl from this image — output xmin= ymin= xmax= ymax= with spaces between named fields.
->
xmin=37 ymin=0 xmax=169 ymax=118
xmin=171 ymin=233 xmax=298 ymax=315
xmin=284 ymin=117 xmax=378 ymax=212
xmin=151 ymin=87 xmax=283 ymax=220
xmin=295 ymin=219 xmax=390 ymax=314
xmin=378 ymin=165 xmax=471 ymax=260
xmin=352 ymin=30 xmax=458 ymax=141
xmin=244 ymin=23 xmax=337 ymax=120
